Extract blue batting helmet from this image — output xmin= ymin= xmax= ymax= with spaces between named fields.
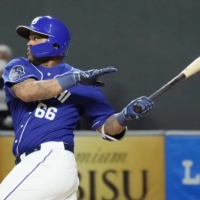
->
xmin=16 ymin=16 xmax=71 ymax=57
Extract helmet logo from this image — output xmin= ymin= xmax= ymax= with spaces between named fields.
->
xmin=32 ymin=17 xmax=40 ymax=25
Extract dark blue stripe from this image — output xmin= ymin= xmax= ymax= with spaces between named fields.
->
xmin=4 ymin=150 xmax=53 ymax=200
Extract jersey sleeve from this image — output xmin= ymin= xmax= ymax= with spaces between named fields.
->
xmin=81 ymin=86 xmax=116 ymax=130
xmin=3 ymin=57 xmax=37 ymax=84
xmin=2 ymin=57 xmax=37 ymax=97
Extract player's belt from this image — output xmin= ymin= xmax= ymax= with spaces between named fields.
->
xmin=15 ymin=142 xmax=74 ymax=165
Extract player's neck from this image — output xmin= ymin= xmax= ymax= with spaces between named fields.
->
xmin=40 ymin=59 xmax=62 ymax=68
xmin=32 ymin=56 xmax=64 ymax=68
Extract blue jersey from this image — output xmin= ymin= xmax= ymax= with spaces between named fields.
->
xmin=3 ymin=57 xmax=115 ymax=156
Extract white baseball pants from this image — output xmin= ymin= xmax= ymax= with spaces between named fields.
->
xmin=0 ymin=141 xmax=79 ymax=200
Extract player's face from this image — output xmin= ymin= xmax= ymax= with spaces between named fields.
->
xmin=27 ymin=31 xmax=48 ymax=61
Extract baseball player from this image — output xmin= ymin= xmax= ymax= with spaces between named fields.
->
xmin=0 ymin=16 xmax=155 ymax=200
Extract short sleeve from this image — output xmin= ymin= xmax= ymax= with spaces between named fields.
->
xmin=3 ymin=57 xmax=37 ymax=86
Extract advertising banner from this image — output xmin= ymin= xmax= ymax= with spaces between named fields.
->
xmin=75 ymin=134 xmax=165 ymax=200
xmin=165 ymin=134 xmax=200 ymax=200
xmin=0 ymin=132 xmax=165 ymax=200
xmin=0 ymin=136 xmax=15 ymax=182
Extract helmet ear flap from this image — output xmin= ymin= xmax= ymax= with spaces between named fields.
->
xmin=30 ymin=41 xmax=69 ymax=58
xmin=30 ymin=43 xmax=56 ymax=57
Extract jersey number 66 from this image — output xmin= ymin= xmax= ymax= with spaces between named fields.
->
xmin=35 ymin=103 xmax=58 ymax=120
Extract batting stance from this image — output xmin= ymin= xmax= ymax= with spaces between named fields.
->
xmin=0 ymin=16 xmax=154 ymax=200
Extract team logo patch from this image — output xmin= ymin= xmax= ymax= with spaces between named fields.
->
xmin=9 ymin=65 xmax=25 ymax=81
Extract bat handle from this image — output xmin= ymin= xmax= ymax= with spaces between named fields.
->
xmin=133 ymin=73 xmax=185 ymax=113
xmin=133 ymin=96 xmax=154 ymax=114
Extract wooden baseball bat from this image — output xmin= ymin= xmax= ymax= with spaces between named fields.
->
xmin=134 ymin=57 xmax=200 ymax=113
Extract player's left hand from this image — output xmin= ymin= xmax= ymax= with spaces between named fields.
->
xmin=75 ymin=67 xmax=117 ymax=87
xmin=117 ymin=96 xmax=155 ymax=126
xmin=56 ymin=67 xmax=117 ymax=91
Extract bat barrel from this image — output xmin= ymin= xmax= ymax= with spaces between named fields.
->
xmin=133 ymin=57 xmax=200 ymax=113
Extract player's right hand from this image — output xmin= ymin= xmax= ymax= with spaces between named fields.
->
xmin=117 ymin=96 xmax=155 ymax=126
xmin=74 ymin=67 xmax=117 ymax=87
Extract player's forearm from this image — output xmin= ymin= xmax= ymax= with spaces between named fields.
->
xmin=103 ymin=114 xmax=126 ymax=135
xmin=11 ymin=78 xmax=63 ymax=102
